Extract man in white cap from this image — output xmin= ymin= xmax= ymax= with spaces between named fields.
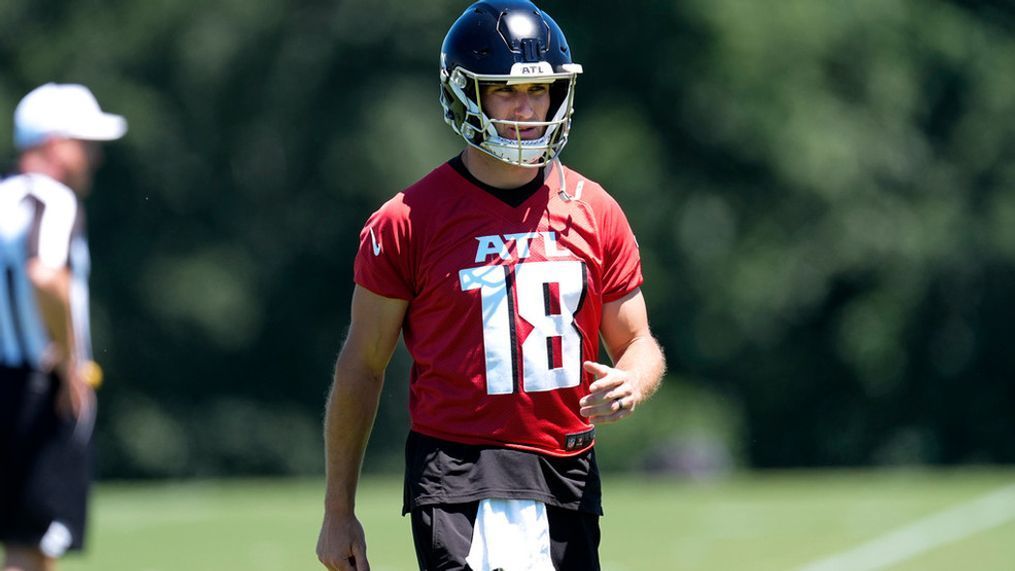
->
xmin=0 ymin=83 xmax=126 ymax=571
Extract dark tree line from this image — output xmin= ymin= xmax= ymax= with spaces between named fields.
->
xmin=1 ymin=0 xmax=1012 ymax=477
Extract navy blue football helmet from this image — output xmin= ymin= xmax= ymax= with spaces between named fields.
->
xmin=440 ymin=0 xmax=583 ymax=167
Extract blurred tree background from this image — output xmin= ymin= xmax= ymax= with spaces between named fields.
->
xmin=1 ymin=0 xmax=1013 ymax=479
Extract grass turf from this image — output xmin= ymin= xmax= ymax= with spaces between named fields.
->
xmin=54 ymin=469 xmax=1014 ymax=571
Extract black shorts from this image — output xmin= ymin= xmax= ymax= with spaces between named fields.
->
xmin=0 ymin=366 xmax=93 ymax=555
xmin=409 ymin=501 xmax=600 ymax=571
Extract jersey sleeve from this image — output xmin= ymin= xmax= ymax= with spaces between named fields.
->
xmin=29 ymin=177 xmax=79 ymax=269
xmin=353 ymin=194 xmax=415 ymax=300
xmin=599 ymin=195 xmax=643 ymax=302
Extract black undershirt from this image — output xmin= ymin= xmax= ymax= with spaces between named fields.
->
xmin=403 ymin=431 xmax=603 ymax=516
xmin=448 ymin=154 xmax=545 ymax=208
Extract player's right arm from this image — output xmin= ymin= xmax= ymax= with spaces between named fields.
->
xmin=27 ymin=259 xmax=93 ymax=420
xmin=317 ymin=285 xmax=408 ymax=571
xmin=25 ymin=183 xmax=93 ymax=421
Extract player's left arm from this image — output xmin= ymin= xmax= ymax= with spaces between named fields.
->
xmin=579 ymin=287 xmax=666 ymax=424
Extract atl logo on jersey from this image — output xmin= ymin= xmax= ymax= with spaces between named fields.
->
xmin=473 ymin=231 xmax=573 ymax=263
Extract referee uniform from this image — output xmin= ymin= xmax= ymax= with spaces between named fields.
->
xmin=1 ymin=83 xmax=126 ymax=565
xmin=0 ymin=172 xmax=94 ymax=557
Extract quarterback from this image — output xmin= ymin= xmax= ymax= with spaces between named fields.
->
xmin=317 ymin=2 xmax=666 ymax=570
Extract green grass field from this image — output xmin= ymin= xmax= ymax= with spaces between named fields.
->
xmin=53 ymin=469 xmax=1014 ymax=571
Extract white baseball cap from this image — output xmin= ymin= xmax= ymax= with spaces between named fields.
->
xmin=14 ymin=83 xmax=127 ymax=150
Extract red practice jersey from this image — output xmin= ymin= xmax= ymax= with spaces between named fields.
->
xmin=354 ymin=161 xmax=642 ymax=456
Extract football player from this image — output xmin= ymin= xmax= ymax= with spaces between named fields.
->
xmin=317 ymin=2 xmax=665 ymax=569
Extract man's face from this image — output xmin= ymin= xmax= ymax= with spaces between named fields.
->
xmin=480 ymin=81 xmax=552 ymax=140
xmin=48 ymin=138 xmax=102 ymax=196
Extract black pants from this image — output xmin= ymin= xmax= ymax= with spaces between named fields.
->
xmin=0 ymin=367 xmax=93 ymax=554
xmin=409 ymin=501 xmax=601 ymax=571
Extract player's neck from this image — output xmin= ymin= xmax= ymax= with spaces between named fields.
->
xmin=462 ymin=147 xmax=542 ymax=190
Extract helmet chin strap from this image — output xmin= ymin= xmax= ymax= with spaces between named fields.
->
xmin=482 ymin=134 xmax=552 ymax=166
xmin=553 ymin=157 xmax=584 ymax=202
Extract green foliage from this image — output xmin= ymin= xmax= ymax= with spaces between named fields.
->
xmin=2 ymin=0 xmax=1014 ymax=476
xmin=100 ymin=396 xmax=323 ymax=478
xmin=594 ymin=377 xmax=742 ymax=475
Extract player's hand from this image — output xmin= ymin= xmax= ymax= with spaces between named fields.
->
xmin=317 ymin=511 xmax=370 ymax=571
xmin=55 ymin=364 xmax=96 ymax=422
xmin=579 ymin=361 xmax=641 ymax=425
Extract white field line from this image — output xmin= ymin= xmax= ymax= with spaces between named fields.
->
xmin=796 ymin=483 xmax=1015 ymax=571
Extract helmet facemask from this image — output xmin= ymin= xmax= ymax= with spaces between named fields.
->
xmin=441 ymin=62 xmax=582 ymax=168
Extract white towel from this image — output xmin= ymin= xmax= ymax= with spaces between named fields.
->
xmin=465 ymin=498 xmax=556 ymax=571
